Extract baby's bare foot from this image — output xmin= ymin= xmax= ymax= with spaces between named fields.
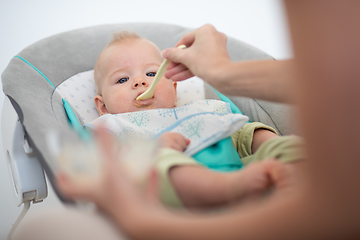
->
xmin=229 ymin=160 xmax=283 ymax=201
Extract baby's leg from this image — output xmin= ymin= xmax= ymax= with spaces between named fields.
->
xmin=251 ymin=128 xmax=279 ymax=153
xmin=156 ymin=134 xmax=305 ymax=210
xmin=232 ymin=122 xmax=305 ymax=165
xmin=168 ymin=161 xmax=276 ymax=210
xmin=242 ymin=135 xmax=305 ymax=165
xmin=155 ymin=148 xmax=274 ymax=210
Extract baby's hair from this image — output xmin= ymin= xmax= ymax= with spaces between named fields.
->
xmin=109 ymin=31 xmax=141 ymax=47
xmin=94 ymin=31 xmax=141 ymax=95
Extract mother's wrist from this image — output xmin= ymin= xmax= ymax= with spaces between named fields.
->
xmin=202 ymin=60 xmax=234 ymax=90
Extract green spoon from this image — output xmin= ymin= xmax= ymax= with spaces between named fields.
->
xmin=136 ymin=45 xmax=186 ymax=100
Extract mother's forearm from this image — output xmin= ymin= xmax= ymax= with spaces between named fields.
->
xmin=123 ymin=182 xmax=312 ymax=240
xmin=210 ymin=59 xmax=295 ymax=103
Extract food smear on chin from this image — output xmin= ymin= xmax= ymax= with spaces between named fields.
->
xmin=132 ymin=98 xmax=155 ymax=108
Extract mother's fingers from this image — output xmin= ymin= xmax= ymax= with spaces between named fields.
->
xmin=175 ymin=24 xmax=226 ymax=48
xmin=163 ymin=24 xmax=230 ymax=85
xmin=175 ymin=30 xmax=196 ymax=48
xmin=144 ymin=169 xmax=161 ymax=205
xmin=165 ymin=62 xmax=194 ymax=81
xmin=56 ymin=172 xmax=100 ymax=202
xmin=94 ymin=126 xmax=118 ymax=162
xmin=171 ymin=70 xmax=195 ymax=82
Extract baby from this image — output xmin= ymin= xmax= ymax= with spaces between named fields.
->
xmin=90 ymin=31 xmax=304 ymax=210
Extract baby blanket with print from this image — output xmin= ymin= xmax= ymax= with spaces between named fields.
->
xmin=86 ymin=100 xmax=249 ymax=156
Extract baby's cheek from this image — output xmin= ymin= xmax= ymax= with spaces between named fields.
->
xmin=166 ymin=92 xmax=177 ymax=106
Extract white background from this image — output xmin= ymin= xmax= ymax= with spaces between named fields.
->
xmin=0 ymin=0 xmax=291 ymax=238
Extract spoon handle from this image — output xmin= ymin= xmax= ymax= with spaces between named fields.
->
xmin=136 ymin=45 xmax=186 ymax=100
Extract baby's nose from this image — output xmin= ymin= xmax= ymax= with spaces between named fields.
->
xmin=132 ymin=77 xmax=148 ymax=88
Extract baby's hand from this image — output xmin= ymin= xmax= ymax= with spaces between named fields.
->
xmin=159 ymin=132 xmax=190 ymax=152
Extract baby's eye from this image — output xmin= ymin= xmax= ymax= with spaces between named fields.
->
xmin=146 ymin=72 xmax=156 ymax=77
xmin=117 ymin=77 xmax=129 ymax=84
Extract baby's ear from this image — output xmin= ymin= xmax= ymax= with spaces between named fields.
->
xmin=94 ymin=95 xmax=109 ymax=116
xmin=173 ymin=82 xmax=177 ymax=107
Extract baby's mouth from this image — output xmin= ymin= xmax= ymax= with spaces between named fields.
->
xmin=133 ymin=95 xmax=155 ymax=107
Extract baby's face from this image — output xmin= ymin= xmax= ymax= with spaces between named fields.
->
xmin=95 ymin=39 xmax=177 ymax=115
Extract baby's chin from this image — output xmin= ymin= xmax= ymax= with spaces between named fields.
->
xmin=127 ymin=103 xmax=175 ymax=113
xmin=133 ymin=97 xmax=155 ymax=107
xmin=113 ymin=98 xmax=176 ymax=113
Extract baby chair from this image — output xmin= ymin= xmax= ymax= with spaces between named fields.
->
xmin=1 ymin=22 xmax=297 ymax=238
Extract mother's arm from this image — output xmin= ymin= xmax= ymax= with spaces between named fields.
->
xmin=163 ymin=25 xmax=295 ymax=103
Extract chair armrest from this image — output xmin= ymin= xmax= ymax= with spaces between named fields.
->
xmin=1 ymin=96 xmax=47 ymax=206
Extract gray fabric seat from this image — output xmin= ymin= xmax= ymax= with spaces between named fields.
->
xmin=1 ymin=23 xmax=297 ymax=201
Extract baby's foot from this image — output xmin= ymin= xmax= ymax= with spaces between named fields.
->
xmin=230 ymin=160 xmax=279 ymax=201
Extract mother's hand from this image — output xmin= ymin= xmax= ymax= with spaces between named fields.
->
xmin=56 ymin=127 xmax=167 ymax=238
xmin=163 ymin=24 xmax=231 ymax=85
